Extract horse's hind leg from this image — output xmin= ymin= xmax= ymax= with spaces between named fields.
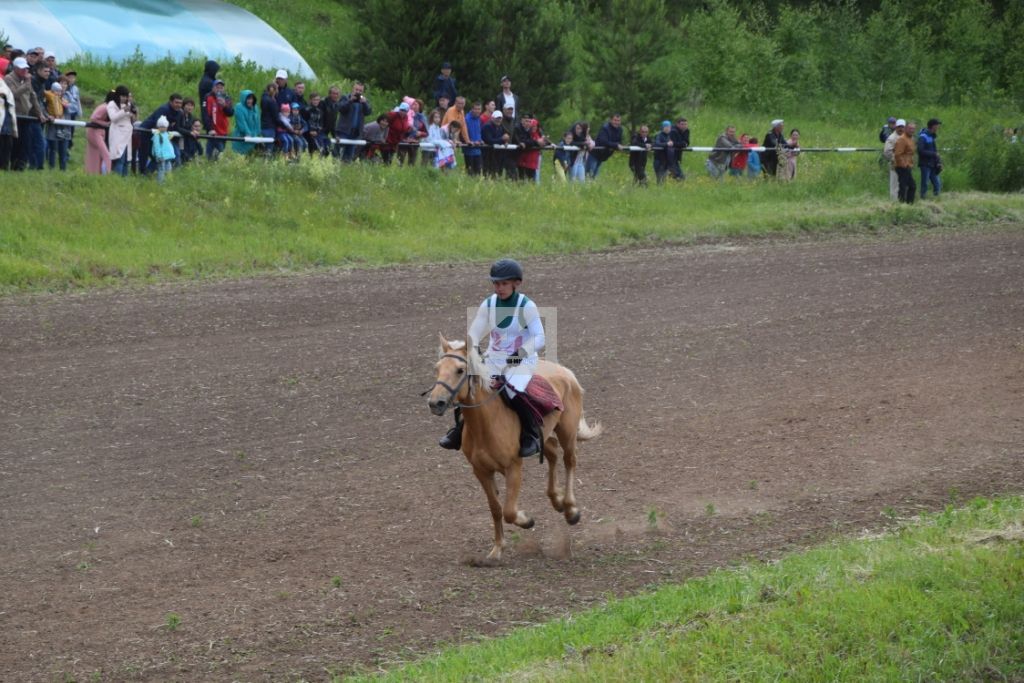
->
xmin=558 ymin=436 xmax=581 ymax=525
xmin=473 ymin=468 xmax=505 ymax=562
xmin=502 ymin=461 xmax=535 ymax=529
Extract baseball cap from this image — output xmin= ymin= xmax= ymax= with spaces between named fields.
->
xmin=895 ymin=119 xmax=906 ymax=127
xmin=275 ymin=69 xmax=288 ymax=80
xmin=398 ymin=102 xmax=410 ymax=111
xmin=12 ymin=57 xmax=29 ymax=69
xmin=771 ymin=118 xmax=784 ymax=126
xmin=492 ymin=111 xmax=503 ymax=120
xmin=213 ymin=79 xmax=224 ymax=86
xmin=441 ymin=61 xmax=451 ymax=69
xmin=44 ymin=51 xmax=55 ymax=59
xmin=887 ymin=116 xmax=896 ymax=123
xmin=661 ymin=120 xmax=671 ymax=128
xmin=500 ymin=75 xmax=510 ymax=82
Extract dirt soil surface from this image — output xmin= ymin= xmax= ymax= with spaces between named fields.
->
xmin=1 ymin=229 xmax=1022 ymax=681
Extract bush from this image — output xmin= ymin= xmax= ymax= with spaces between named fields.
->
xmin=964 ymin=129 xmax=1024 ymax=192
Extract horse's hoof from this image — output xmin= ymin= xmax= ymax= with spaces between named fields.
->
xmin=566 ymin=510 xmax=581 ymax=525
xmin=521 ymin=517 xmax=536 ymax=529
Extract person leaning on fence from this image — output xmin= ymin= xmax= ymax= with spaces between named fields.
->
xmin=384 ymin=101 xmax=411 ymax=165
xmin=893 ymin=120 xmax=917 ymax=204
xmin=669 ymin=118 xmax=690 ymax=180
xmin=918 ymin=118 xmax=942 ymax=199
xmin=62 ymin=70 xmax=80 ymax=148
xmin=139 ymin=93 xmax=184 ymax=173
xmin=204 ymin=80 xmax=234 ymax=161
xmin=569 ymin=121 xmax=592 ymax=182
xmin=337 ymin=82 xmax=371 ymax=162
xmin=302 ymin=92 xmax=328 ymax=156
xmin=707 ymin=125 xmax=742 ymax=179
xmin=653 ymin=120 xmax=673 ymax=184
xmin=231 ymin=89 xmax=261 ymax=156
xmin=629 ymin=125 xmax=652 ymax=186
xmin=779 ymin=129 xmax=800 ymax=181
xmin=84 ymin=95 xmax=111 ymax=175
xmin=729 ymin=133 xmax=750 ymax=177
xmin=151 ymin=115 xmax=177 ymax=183
xmin=399 ymin=98 xmax=428 ymax=166
xmin=762 ymin=118 xmax=785 ymax=177
xmin=463 ymin=101 xmax=484 ymax=175
xmin=42 ymin=81 xmax=70 ymax=170
xmin=745 ymin=137 xmax=762 ymax=179
xmin=554 ymin=130 xmax=574 ymax=181
xmin=320 ymin=86 xmax=343 ymax=156
xmin=480 ymin=109 xmax=506 ymax=177
xmin=0 ymin=73 xmax=17 ymax=171
xmin=587 ymin=114 xmax=625 ymax=178
xmin=361 ymin=113 xmax=389 ymax=162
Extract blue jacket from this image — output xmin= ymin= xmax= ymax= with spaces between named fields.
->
xmin=917 ymin=130 xmax=939 ymax=168
xmin=141 ymin=103 xmax=180 ymax=132
xmin=433 ymin=74 xmax=457 ymax=104
xmin=464 ymin=111 xmax=483 ymax=157
xmin=594 ymin=122 xmax=623 ymax=161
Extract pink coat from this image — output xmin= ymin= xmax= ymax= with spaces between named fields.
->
xmin=84 ymin=103 xmax=111 ymax=175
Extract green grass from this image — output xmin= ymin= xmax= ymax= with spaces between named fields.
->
xmin=339 ymin=496 xmax=1024 ymax=681
xmin=4 ymin=147 xmax=1024 ymax=294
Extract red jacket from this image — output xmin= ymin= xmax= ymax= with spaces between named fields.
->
xmin=385 ymin=110 xmax=410 ymax=149
xmin=205 ymin=93 xmax=234 ymax=136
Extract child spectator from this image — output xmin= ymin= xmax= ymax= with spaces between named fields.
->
xmin=43 ymin=81 xmax=70 ymax=170
xmin=653 ymin=120 xmax=673 ymax=184
xmin=746 ymin=136 xmax=762 ymax=179
xmin=276 ymin=103 xmax=300 ymax=161
xmin=629 ymin=124 xmax=652 ymax=186
xmin=179 ymin=99 xmax=203 ymax=163
xmin=151 ymin=115 xmax=176 ymax=183
xmin=288 ymin=102 xmax=308 ymax=157
xmin=569 ymin=121 xmax=592 ymax=183
xmin=303 ymin=92 xmax=328 ymax=156
xmin=204 ymin=79 xmax=234 ymax=160
xmin=729 ymin=133 xmax=750 ymax=177
xmin=554 ymin=130 xmax=575 ymax=182
xmin=427 ymin=110 xmax=455 ymax=170
xmin=515 ymin=117 xmax=546 ymax=183
xmin=399 ymin=98 xmax=428 ymax=166
xmin=62 ymin=71 xmax=80 ymax=149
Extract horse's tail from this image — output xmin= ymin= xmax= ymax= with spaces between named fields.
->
xmin=577 ymin=413 xmax=603 ymax=441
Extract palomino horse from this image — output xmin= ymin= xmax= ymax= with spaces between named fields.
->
xmin=428 ymin=334 xmax=602 ymax=563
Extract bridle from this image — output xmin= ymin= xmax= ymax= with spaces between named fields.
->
xmin=424 ymin=352 xmax=503 ymax=411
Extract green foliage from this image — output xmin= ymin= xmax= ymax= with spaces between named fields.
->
xmin=582 ymin=0 xmax=677 ymax=131
xmin=341 ymin=0 xmax=571 ymax=119
xmin=965 ymin=129 xmax=1024 ymax=192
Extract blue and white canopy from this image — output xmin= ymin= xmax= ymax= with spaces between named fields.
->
xmin=2 ymin=0 xmax=314 ymax=77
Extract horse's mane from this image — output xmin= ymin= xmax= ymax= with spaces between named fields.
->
xmin=466 ymin=344 xmax=491 ymax=395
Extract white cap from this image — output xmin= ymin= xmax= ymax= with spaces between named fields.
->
xmin=12 ymin=56 xmax=29 ymax=69
xmin=157 ymin=115 xmax=169 ymax=128
xmin=275 ymin=69 xmax=288 ymax=80
xmin=492 ymin=111 xmax=503 ymax=119
xmin=45 ymin=51 xmax=55 ymax=59
xmin=895 ymin=118 xmax=906 ymax=127
xmin=771 ymin=119 xmax=784 ymax=127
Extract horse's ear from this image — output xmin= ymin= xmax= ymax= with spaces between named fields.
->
xmin=438 ymin=332 xmax=450 ymax=353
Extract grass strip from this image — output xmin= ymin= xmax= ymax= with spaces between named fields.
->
xmin=4 ymin=154 xmax=1024 ymax=295
xmin=339 ymin=496 xmax=1024 ymax=681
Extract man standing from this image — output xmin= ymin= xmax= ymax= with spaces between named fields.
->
xmin=442 ymin=95 xmax=469 ymax=145
xmin=481 ymin=109 xmax=507 ymax=178
xmin=433 ymin=62 xmax=457 ymax=108
xmin=337 ymin=81 xmax=371 ymax=162
xmin=139 ymin=93 xmax=184 ymax=174
xmin=4 ymin=57 xmax=42 ymax=171
xmin=463 ymin=101 xmax=484 ymax=175
xmin=707 ymin=125 xmax=743 ymax=179
xmin=495 ymin=75 xmax=518 ymax=120
xmin=274 ymin=70 xmax=294 ymax=106
xmin=320 ymin=86 xmax=343 ymax=157
xmin=668 ymin=117 xmax=689 ymax=180
xmin=762 ymin=118 xmax=785 ymax=177
xmin=587 ymin=114 xmax=626 ymax=178
xmin=198 ymin=59 xmax=219 ymax=131
xmin=918 ymin=118 xmax=942 ymax=199
xmin=883 ymin=119 xmax=905 ymax=201
xmin=893 ymin=120 xmax=917 ymax=204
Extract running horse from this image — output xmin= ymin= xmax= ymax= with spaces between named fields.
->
xmin=428 ymin=334 xmax=602 ymax=563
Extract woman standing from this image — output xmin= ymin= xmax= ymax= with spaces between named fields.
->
xmin=84 ymin=95 xmax=112 ymax=174
xmin=779 ymin=129 xmax=800 ymax=181
xmin=106 ymin=85 xmax=134 ymax=176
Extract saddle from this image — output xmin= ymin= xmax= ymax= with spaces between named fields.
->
xmin=491 ymin=375 xmax=563 ymax=415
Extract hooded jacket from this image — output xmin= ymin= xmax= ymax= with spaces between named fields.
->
xmin=232 ymin=89 xmax=261 ymax=154
xmin=198 ymin=60 xmax=219 ymax=129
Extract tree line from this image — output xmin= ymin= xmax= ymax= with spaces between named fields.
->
xmin=337 ymin=0 xmax=1024 ymax=127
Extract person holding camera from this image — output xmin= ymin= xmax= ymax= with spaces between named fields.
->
xmin=337 ymin=82 xmax=371 ymax=162
xmin=106 ymin=85 xmax=135 ymax=177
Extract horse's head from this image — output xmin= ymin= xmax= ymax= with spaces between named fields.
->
xmin=428 ymin=334 xmax=474 ymax=416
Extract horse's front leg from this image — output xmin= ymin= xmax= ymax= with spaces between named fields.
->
xmin=473 ymin=468 xmax=505 ymax=562
xmin=502 ymin=460 xmax=535 ymax=529
xmin=546 ymin=437 xmax=565 ymax=513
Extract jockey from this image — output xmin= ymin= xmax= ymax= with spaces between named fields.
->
xmin=440 ymin=258 xmax=546 ymax=457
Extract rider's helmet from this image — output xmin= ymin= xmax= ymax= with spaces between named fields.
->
xmin=489 ymin=258 xmax=524 ymax=282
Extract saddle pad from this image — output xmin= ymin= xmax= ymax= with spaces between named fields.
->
xmin=526 ymin=375 xmax=563 ymax=414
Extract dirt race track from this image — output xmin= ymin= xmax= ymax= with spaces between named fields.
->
xmin=1 ymin=229 xmax=1022 ymax=681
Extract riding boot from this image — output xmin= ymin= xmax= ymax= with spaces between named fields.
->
xmin=509 ymin=394 xmax=542 ymax=458
xmin=439 ymin=407 xmax=463 ymax=450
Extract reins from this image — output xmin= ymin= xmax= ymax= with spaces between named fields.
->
xmin=422 ymin=352 xmax=504 ymax=411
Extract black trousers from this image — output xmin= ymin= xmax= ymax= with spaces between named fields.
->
xmin=896 ymin=167 xmax=916 ymax=203
xmin=0 ymin=134 xmax=13 ymax=170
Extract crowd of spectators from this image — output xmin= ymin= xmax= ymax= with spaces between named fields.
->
xmin=0 ymin=46 xmax=950 ymax=195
